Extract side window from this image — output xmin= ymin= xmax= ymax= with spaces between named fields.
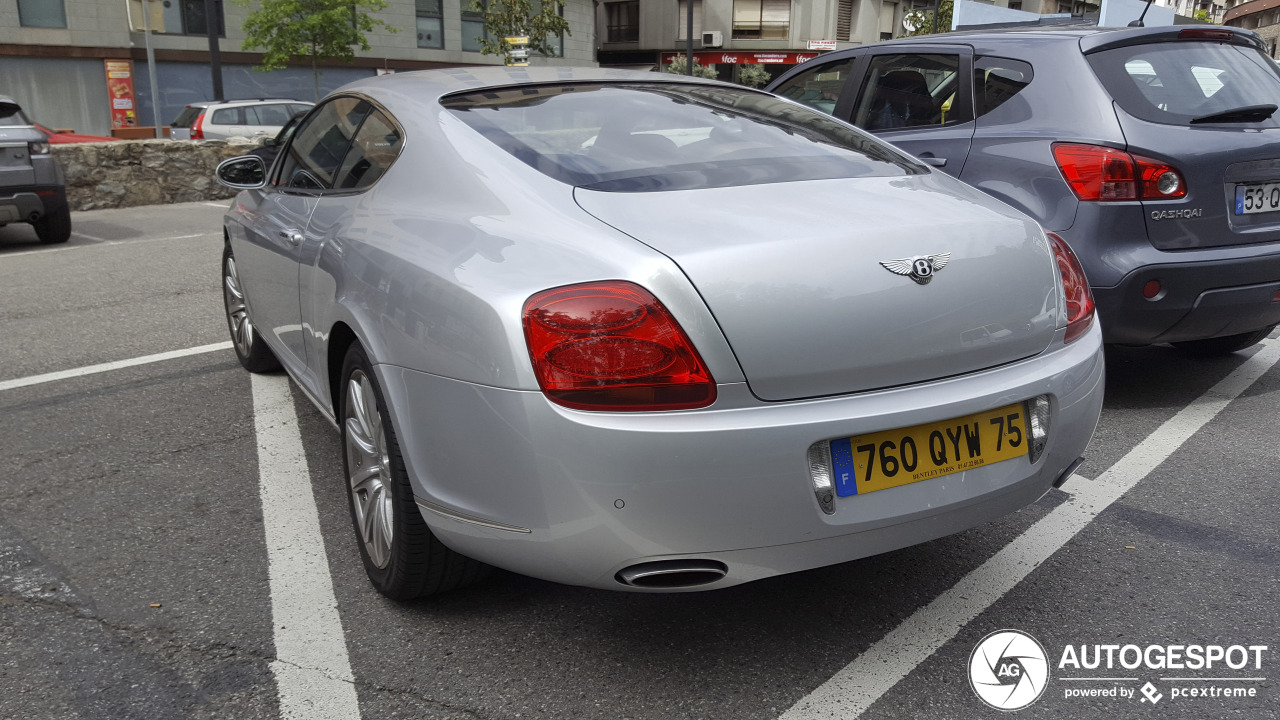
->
xmin=275 ymin=97 xmax=371 ymax=191
xmin=852 ymin=54 xmax=962 ymax=132
xmin=334 ymin=111 xmax=404 ymax=191
xmin=771 ymin=59 xmax=855 ymax=115
xmin=255 ymin=103 xmax=293 ymax=126
xmin=211 ymin=107 xmax=242 ymax=125
xmin=974 ymin=56 xmax=1033 ymax=119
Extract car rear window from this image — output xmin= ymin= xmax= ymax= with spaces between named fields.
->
xmin=442 ymin=83 xmax=924 ymax=192
xmin=0 ymin=102 xmax=31 ymax=126
xmin=171 ymin=106 xmax=203 ymax=128
xmin=1087 ymin=41 xmax=1280 ymax=126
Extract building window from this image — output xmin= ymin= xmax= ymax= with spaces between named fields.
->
xmin=534 ymin=0 xmax=563 ymax=57
xmin=1009 ymin=1 xmax=1022 ymax=9
xmin=675 ymin=0 xmax=702 ymax=40
xmin=178 ymin=0 xmax=224 ymax=35
xmin=732 ymin=0 xmax=789 ymax=40
xmin=607 ymin=1 xmax=639 ymax=42
xmin=836 ymin=0 xmax=853 ymax=40
xmin=416 ymin=0 xmax=443 ymax=48
xmin=463 ymin=0 xmax=487 ymax=51
xmin=18 ymin=0 xmax=67 ymax=27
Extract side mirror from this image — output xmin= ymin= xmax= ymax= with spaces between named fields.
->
xmin=216 ymin=155 xmax=266 ymax=190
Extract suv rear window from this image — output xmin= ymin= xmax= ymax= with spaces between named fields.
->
xmin=0 ymin=102 xmax=31 ymax=126
xmin=442 ymin=83 xmax=923 ymax=192
xmin=1088 ymin=41 xmax=1280 ymax=126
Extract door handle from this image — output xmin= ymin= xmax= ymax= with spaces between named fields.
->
xmin=919 ymin=155 xmax=947 ymax=168
xmin=279 ymin=229 xmax=304 ymax=246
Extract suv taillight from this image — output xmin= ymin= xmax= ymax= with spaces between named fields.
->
xmin=191 ymin=111 xmax=206 ymax=140
xmin=1052 ymin=143 xmax=1186 ymax=202
xmin=1047 ymin=233 xmax=1095 ymax=344
xmin=522 ymin=281 xmax=716 ymax=411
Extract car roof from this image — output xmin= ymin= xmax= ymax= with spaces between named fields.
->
xmin=850 ymin=23 xmax=1258 ymax=49
xmin=336 ymin=66 xmax=728 ymax=109
xmin=188 ymin=98 xmax=311 ymax=108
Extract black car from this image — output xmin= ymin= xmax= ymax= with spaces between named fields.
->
xmin=768 ymin=25 xmax=1280 ymax=355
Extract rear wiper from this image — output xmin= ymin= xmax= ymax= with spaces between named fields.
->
xmin=1190 ymin=104 xmax=1278 ymax=124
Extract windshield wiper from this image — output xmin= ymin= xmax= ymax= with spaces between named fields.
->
xmin=1190 ymin=104 xmax=1278 ymax=124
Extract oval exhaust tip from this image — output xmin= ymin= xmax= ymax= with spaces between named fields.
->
xmin=615 ymin=560 xmax=728 ymax=589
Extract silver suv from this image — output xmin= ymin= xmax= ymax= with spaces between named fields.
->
xmin=170 ymin=99 xmax=314 ymax=141
xmin=0 ymin=96 xmax=70 ymax=244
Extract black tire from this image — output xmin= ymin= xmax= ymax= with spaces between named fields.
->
xmin=222 ymin=244 xmax=281 ymax=373
xmin=339 ymin=343 xmax=489 ymax=600
xmin=1172 ymin=326 xmax=1274 ymax=357
xmin=33 ymin=205 xmax=71 ymax=244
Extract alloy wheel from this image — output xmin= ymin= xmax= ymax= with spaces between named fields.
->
xmin=344 ymin=369 xmax=395 ymax=569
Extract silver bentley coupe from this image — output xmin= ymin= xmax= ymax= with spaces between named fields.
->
xmin=215 ymin=67 xmax=1104 ymax=599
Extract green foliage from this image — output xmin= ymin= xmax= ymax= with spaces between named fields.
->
xmin=664 ymin=55 xmax=719 ymax=79
xmin=736 ymin=63 xmax=770 ymax=88
xmin=468 ymin=0 xmax=570 ymax=58
xmin=903 ymin=0 xmax=953 ymax=36
xmin=237 ymin=0 xmax=396 ymax=100
xmin=1193 ymin=8 xmax=1211 ymax=20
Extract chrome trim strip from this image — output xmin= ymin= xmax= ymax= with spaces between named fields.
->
xmin=414 ymin=497 xmax=531 ymax=534
xmin=293 ymin=377 xmax=339 ymax=430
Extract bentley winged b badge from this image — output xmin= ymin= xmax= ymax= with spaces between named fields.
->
xmin=880 ymin=252 xmax=951 ymax=285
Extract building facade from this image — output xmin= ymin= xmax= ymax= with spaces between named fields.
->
xmin=593 ymin=0 xmax=1103 ymax=83
xmin=0 ymin=0 xmax=595 ymax=135
xmin=1224 ymin=0 xmax=1280 ymax=54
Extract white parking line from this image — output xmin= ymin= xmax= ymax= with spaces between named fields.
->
xmin=252 ymin=373 xmax=362 ymax=720
xmin=0 ymin=342 xmax=233 ymax=392
xmin=0 ymin=231 xmax=221 ymax=259
xmin=780 ymin=339 xmax=1280 ymax=720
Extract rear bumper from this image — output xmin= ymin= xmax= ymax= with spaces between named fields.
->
xmin=1093 ymin=251 xmax=1280 ymax=345
xmin=0 ymin=185 xmax=66 ymax=224
xmin=377 ymin=322 xmax=1105 ymax=591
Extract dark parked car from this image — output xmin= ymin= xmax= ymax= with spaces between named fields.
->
xmin=0 ymin=96 xmax=71 ymax=244
xmin=768 ymin=25 xmax=1280 ymax=355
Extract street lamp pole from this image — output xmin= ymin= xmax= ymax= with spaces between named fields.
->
xmin=139 ymin=0 xmax=164 ymax=138
xmin=686 ymin=0 xmax=693 ymax=75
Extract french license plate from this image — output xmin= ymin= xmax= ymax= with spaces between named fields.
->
xmin=1235 ymin=182 xmax=1280 ymax=215
xmin=830 ymin=404 xmax=1029 ymax=497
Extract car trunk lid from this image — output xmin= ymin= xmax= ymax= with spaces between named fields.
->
xmin=575 ymin=175 xmax=1061 ymax=401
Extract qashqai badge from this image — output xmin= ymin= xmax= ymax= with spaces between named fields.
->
xmin=880 ymin=253 xmax=951 ymax=285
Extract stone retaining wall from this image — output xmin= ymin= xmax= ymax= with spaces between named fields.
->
xmin=52 ymin=139 xmax=259 ymax=211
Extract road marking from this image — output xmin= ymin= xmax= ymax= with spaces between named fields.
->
xmin=0 ymin=231 xmax=221 ymax=259
xmin=70 ymin=230 xmax=107 ymax=243
xmin=0 ymin=342 xmax=233 ymax=392
xmin=780 ymin=339 xmax=1280 ymax=720
xmin=252 ymin=373 xmax=362 ymax=720
xmin=205 ymin=201 xmax=232 ymax=208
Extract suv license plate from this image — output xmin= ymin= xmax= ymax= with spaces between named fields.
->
xmin=1235 ymin=182 xmax=1280 ymax=215
xmin=829 ymin=403 xmax=1029 ymax=497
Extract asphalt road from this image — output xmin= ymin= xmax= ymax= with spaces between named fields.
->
xmin=0 ymin=201 xmax=1276 ymax=720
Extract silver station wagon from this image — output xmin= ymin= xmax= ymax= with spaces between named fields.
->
xmin=215 ymin=67 xmax=1104 ymax=598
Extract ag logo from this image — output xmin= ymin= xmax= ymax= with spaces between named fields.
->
xmin=969 ymin=629 xmax=1050 ymax=711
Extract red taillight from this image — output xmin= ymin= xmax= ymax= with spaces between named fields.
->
xmin=523 ymin=281 xmax=716 ymax=411
xmin=1052 ymin=143 xmax=1185 ymax=202
xmin=1047 ymin=233 xmax=1095 ymax=344
xmin=191 ymin=111 xmax=206 ymax=140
